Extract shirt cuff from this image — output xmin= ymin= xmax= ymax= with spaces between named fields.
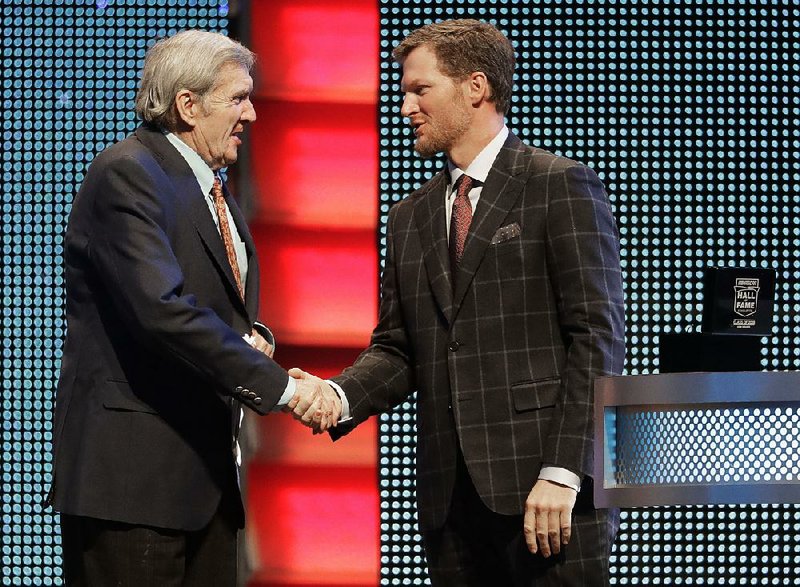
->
xmin=325 ymin=380 xmax=352 ymax=422
xmin=538 ymin=465 xmax=581 ymax=492
xmin=252 ymin=321 xmax=275 ymax=347
xmin=273 ymin=375 xmax=296 ymax=412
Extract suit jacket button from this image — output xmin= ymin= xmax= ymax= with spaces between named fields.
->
xmin=248 ymin=391 xmax=257 ymax=400
xmin=253 ymin=396 xmax=262 ymax=405
xmin=448 ymin=341 xmax=460 ymax=352
xmin=235 ymin=386 xmax=244 ymax=394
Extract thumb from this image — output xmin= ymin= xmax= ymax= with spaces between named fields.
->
xmin=288 ymin=367 xmax=308 ymax=379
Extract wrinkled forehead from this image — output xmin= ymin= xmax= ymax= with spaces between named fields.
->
xmin=210 ymin=62 xmax=254 ymax=93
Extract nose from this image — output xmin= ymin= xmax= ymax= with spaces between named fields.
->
xmin=400 ymin=94 xmax=418 ymax=118
xmin=242 ymin=98 xmax=256 ymax=123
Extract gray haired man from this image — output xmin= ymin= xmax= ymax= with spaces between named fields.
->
xmin=49 ymin=30 xmax=340 ymax=586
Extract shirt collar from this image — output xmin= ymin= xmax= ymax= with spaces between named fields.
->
xmin=447 ymin=125 xmax=509 ymax=188
xmin=164 ymin=132 xmax=217 ymax=197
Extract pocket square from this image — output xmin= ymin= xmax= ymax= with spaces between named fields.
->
xmin=490 ymin=222 xmax=521 ymax=244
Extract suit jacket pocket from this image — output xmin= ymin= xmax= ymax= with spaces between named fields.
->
xmin=511 ymin=377 xmax=561 ymax=412
xmin=102 ymin=379 xmax=159 ymax=414
xmin=491 ymin=240 xmax=521 ymax=257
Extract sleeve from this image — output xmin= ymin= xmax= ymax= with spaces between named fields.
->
xmin=330 ymin=205 xmax=416 ymax=438
xmin=87 ymin=154 xmax=289 ymax=414
xmin=541 ymin=163 xmax=626 ymax=477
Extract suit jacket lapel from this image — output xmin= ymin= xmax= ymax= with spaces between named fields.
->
xmin=134 ymin=126 xmax=249 ymax=316
xmin=413 ymin=172 xmax=454 ymax=325
xmin=452 ymin=133 xmax=528 ymax=314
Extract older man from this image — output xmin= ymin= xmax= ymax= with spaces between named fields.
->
xmin=49 ymin=30 xmax=338 ymax=585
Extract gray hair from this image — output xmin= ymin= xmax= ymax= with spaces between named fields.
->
xmin=135 ymin=30 xmax=255 ymax=131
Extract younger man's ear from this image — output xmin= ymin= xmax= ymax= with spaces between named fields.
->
xmin=466 ymin=72 xmax=490 ymax=106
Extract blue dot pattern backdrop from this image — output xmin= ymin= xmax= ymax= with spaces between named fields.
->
xmin=1 ymin=1 xmax=228 ymax=584
xmin=377 ymin=2 xmax=799 ymax=585
xmin=3 ymin=0 xmax=800 ymax=585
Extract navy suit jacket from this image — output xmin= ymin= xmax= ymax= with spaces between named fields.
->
xmin=50 ymin=125 xmax=287 ymax=531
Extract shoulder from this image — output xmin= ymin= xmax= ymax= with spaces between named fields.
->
xmin=390 ymin=170 xmax=447 ymax=214
xmin=92 ymin=123 xmax=182 ymax=166
xmin=87 ymin=133 xmax=153 ymax=178
xmin=520 ymin=146 xmax=589 ymax=178
xmin=77 ymin=130 xmax=178 ymax=212
xmin=86 ymin=128 xmax=179 ymax=190
xmin=499 ymin=140 xmax=608 ymax=209
xmin=498 ymin=133 xmax=592 ymax=177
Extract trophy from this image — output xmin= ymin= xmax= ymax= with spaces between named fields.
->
xmin=659 ymin=267 xmax=776 ymax=373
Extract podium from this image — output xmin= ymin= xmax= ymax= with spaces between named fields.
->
xmin=594 ymin=371 xmax=800 ymax=508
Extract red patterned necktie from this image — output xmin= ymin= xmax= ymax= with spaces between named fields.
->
xmin=449 ymin=174 xmax=474 ymax=269
xmin=211 ymin=177 xmax=245 ymax=300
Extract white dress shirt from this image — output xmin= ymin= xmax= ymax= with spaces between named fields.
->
xmin=445 ymin=126 xmax=509 ymax=236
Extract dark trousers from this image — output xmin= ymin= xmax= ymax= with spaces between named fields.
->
xmin=60 ymin=500 xmax=238 ymax=587
xmin=423 ymin=455 xmax=619 ymax=587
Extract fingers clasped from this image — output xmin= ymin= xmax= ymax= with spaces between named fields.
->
xmin=284 ymin=367 xmax=342 ymax=433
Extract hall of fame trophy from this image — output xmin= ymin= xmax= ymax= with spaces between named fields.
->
xmin=660 ymin=267 xmax=776 ymax=373
xmin=701 ymin=267 xmax=776 ymax=336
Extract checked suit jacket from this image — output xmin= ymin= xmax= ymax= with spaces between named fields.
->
xmin=333 ymin=132 xmax=625 ymax=531
xmin=49 ymin=125 xmax=289 ymax=531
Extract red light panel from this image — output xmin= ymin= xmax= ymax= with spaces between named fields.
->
xmin=251 ymin=226 xmax=377 ymax=347
xmin=248 ymin=464 xmax=379 ymax=583
xmin=248 ymin=101 xmax=377 ymax=230
xmin=250 ymin=0 xmax=378 ymax=103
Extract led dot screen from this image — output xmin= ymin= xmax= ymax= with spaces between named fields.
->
xmin=614 ymin=406 xmax=800 ymax=486
xmin=377 ymin=2 xmax=800 ymax=585
xmin=2 ymin=2 xmax=227 ymax=584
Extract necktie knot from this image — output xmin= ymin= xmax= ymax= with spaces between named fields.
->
xmin=455 ymin=174 xmax=474 ymax=199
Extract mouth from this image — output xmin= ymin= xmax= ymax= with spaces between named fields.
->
xmin=411 ymin=121 xmax=426 ymax=137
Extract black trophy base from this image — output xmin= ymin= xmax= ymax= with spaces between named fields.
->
xmin=659 ymin=333 xmax=762 ymax=373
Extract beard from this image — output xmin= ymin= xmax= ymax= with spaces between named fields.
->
xmin=413 ymin=90 xmax=471 ymax=158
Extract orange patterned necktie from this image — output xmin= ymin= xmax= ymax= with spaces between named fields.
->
xmin=449 ymin=174 xmax=474 ymax=269
xmin=211 ymin=177 xmax=245 ymax=300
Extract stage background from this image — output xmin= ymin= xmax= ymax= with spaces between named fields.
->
xmin=2 ymin=0 xmax=799 ymax=586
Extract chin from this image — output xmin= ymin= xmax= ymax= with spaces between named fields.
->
xmin=414 ymin=140 xmax=439 ymax=158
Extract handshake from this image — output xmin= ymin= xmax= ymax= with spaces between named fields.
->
xmin=283 ymin=367 xmax=342 ymax=434
xmin=244 ymin=327 xmax=342 ymax=433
